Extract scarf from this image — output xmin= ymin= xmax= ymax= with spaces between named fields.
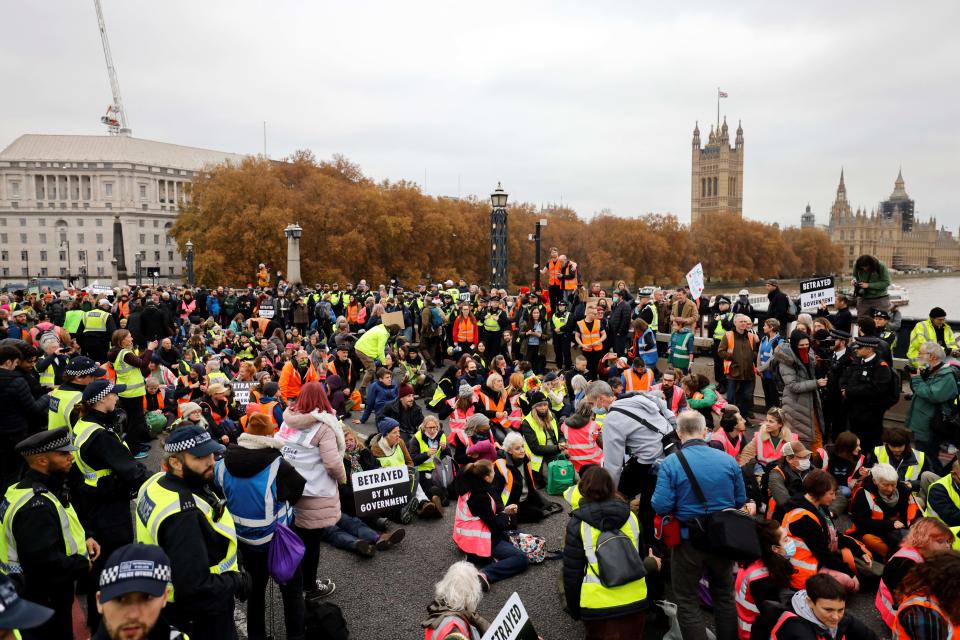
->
xmin=879 ymin=488 xmax=900 ymax=508
xmin=798 ymin=348 xmax=810 ymax=365
xmin=378 ymin=435 xmax=397 ymax=457
xmin=346 ymin=448 xmax=363 ymax=473
xmin=816 ymin=504 xmax=839 ymax=552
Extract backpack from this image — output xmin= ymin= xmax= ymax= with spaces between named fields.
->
xmin=304 ymin=597 xmax=349 ymax=640
xmin=786 ymin=297 xmax=798 ymax=320
xmin=429 ymin=306 xmax=444 ymax=329
xmin=46 ymin=300 xmax=66 ymax=326
xmin=546 ymin=454 xmax=576 ymax=495
xmin=589 ymin=526 xmax=647 ymax=587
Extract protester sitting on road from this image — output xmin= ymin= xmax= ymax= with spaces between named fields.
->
xmin=561 ymin=400 xmax=603 ymax=472
xmin=370 ymin=417 xmax=442 ymax=520
xmin=738 ymin=406 xmax=798 ymax=471
xmin=451 ymin=460 xmax=528 ymax=589
xmin=563 ymin=465 xmax=653 ymax=639
xmin=357 ymin=367 xmax=398 ymax=424
xmin=200 ymin=382 xmax=242 ymax=444
xmin=407 ymin=415 xmax=451 ymax=505
xmin=891 ymin=551 xmax=960 ymax=640
xmin=766 ymin=441 xmax=814 ymax=521
xmin=169 ymin=401 xmax=209 ymax=433
xmin=925 ymin=458 xmax=960 ymax=527
xmin=813 ymin=430 xmax=867 ymax=513
xmin=421 ymin=561 xmax=490 ymax=640
xmin=755 ymin=573 xmax=880 ymax=640
xmin=681 ymin=373 xmax=719 ymax=428
xmin=452 ymin=413 xmax=497 ymax=468
xmin=708 ymin=404 xmax=747 ymax=459
xmin=380 ymin=383 xmax=424 ymax=443
xmin=734 ymin=519 xmax=796 ymax=640
xmin=519 ymin=391 xmax=566 ymax=487
xmin=847 ymin=463 xmax=921 ymax=559
xmin=875 ymin=517 xmax=955 ymax=629
xmin=492 ymin=432 xmax=558 ymax=523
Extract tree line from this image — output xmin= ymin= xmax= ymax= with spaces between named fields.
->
xmin=171 ymin=151 xmax=843 ymax=288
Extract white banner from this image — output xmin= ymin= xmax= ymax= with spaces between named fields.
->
xmin=799 ymin=276 xmax=835 ymax=309
xmin=685 ymin=263 xmax=705 ymax=301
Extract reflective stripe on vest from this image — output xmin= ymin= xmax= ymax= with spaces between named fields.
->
xmin=723 ymin=331 xmax=756 ymax=375
xmin=875 ymin=446 xmax=925 ymax=484
xmin=782 ymin=508 xmax=820 ymax=589
xmin=114 ymin=349 xmax=146 ymax=397
xmin=82 ymin=309 xmax=109 ymax=332
xmin=424 ymin=615 xmax=476 ymax=640
xmin=925 ymin=474 xmax=960 ymax=521
xmin=713 ymin=313 xmax=733 ymax=340
xmin=637 ymin=328 xmax=659 ymax=366
xmin=135 ymin=473 xmax=238 ymax=602
xmin=494 ymin=459 xmax=513 ymax=506
xmin=38 ymin=364 xmax=55 ymax=386
xmin=891 ymin=594 xmax=954 ymax=640
xmin=456 ymin=317 xmax=475 ymax=343
xmin=548 ymin=258 xmax=562 ymax=286
xmin=577 ymin=320 xmax=602 ymax=351
xmin=72 ymin=419 xmax=128 ymax=487
xmin=623 ymin=368 xmax=654 ymax=393
xmin=579 ymin=513 xmax=647 ymax=609
xmin=452 ymin=493 xmax=493 ymax=556
xmin=522 ymin=413 xmax=560 ymax=473
xmin=770 ymin=611 xmax=799 ymax=640
xmin=563 ymin=420 xmax=602 ymax=466
xmin=564 ymin=485 xmax=582 ymax=509
xmin=447 ymin=403 xmax=473 ymax=433
xmin=755 ymin=431 xmax=788 ymax=465
xmin=481 ymin=392 xmax=508 ymax=426
xmin=48 ymin=387 xmax=83 ymax=431
xmin=735 ymin=560 xmax=770 ymax=635
xmin=214 ymin=458 xmax=290 ymax=547
xmin=0 ymin=485 xmax=87 ymax=575
xmin=876 ymin=546 xmax=924 ymax=628
xmin=413 ymin=431 xmax=447 ymax=473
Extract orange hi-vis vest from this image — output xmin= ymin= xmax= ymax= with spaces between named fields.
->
xmin=453 ymin=493 xmax=493 ymax=556
xmin=547 ymin=258 xmax=562 ymax=287
xmin=723 ymin=330 xmax=757 ymax=375
xmin=480 ymin=391 xmax=509 ymax=427
xmin=117 ymin=300 xmax=130 ymax=318
xmin=562 ymin=263 xmax=578 ymax=290
xmin=845 ymin=487 xmax=919 ymax=536
xmin=735 ymin=559 xmax=770 ymax=640
xmin=241 ymin=400 xmax=279 ymax=431
xmin=347 ymin=302 xmax=360 ymax=324
xmin=876 ymin=546 xmax=924 ymax=628
xmin=456 ymin=316 xmax=476 ymax=343
xmin=254 ymin=317 xmax=271 ymax=335
xmin=577 ymin=319 xmax=602 ymax=351
xmin=143 ymin=390 xmax=165 ymax=413
xmin=781 ymin=508 xmax=822 ymax=589
xmin=206 ymin=403 xmax=227 ymax=425
xmin=424 ymin=615 xmax=476 ymax=640
xmin=891 ymin=594 xmax=953 ymax=640
xmin=562 ymin=419 xmax=602 ymax=471
xmin=493 ymin=458 xmax=534 ymax=506
xmin=623 ymin=368 xmax=654 ymax=392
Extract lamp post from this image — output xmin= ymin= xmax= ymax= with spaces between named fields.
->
xmin=79 ymin=250 xmax=89 ymax=287
xmin=284 ymin=223 xmax=303 ymax=286
xmin=135 ymin=251 xmax=144 ymax=286
xmin=185 ymin=240 xmax=194 ymax=286
xmin=61 ymin=239 xmax=72 ymax=283
xmin=528 ymin=218 xmax=548 ymax=291
xmin=489 ymin=182 xmax=509 ymax=289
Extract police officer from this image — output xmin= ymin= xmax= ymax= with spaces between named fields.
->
xmin=93 ymin=543 xmax=187 ymax=640
xmin=47 ymin=355 xmax=104 ymax=431
xmin=73 ymin=379 xmax=149 ymax=630
xmin=0 ymin=428 xmax=100 ymax=639
xmin=822 ymin=329 xmax=853 ymax=442
xmin=708 ymin=296 xmax=734 ymax=394
xmin=874 ymin=309 xmax=898 ymax=351
xmin=0 ymin=573 xmax=54 ymax=639
xmin=76 ymin=298 xmax=118 ymax=363
xmin=841 ymin=336 xmax=894 ymax=452
xmin=135 ymin=425 xmax=248 ymax=639
xmin=552 ymin=299 xmax=572 ymax=371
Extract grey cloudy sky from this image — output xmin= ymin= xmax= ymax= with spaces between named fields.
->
xmin=3 ymin=1 xmax=959 ymax=228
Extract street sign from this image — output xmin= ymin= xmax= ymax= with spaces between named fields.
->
xmin=799 ymin=276 xmax=835 ymax=309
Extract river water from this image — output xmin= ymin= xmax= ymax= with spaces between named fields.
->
xmin=893 ymin=275 xmax=960 ymax=319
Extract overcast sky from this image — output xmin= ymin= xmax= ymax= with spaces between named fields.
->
xmin=2 ymin=1 xmax=959 ymax=229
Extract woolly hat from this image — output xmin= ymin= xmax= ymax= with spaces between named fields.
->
xmin=399 ymin=384 xmax=415 ymax=399
xmin=245 ymin=413 xmax=275 ymax=437
xmin=179 ymin=402 xmax=202 ymax=418
xmin=466 ymin=440 xmax=497 ymax=462
xmin=377 ymin=416 xmax=400 ymax=436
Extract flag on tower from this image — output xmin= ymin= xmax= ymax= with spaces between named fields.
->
xmin=718 ymin=90 xmax=728 ymax=98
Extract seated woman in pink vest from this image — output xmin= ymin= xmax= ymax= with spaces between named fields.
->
xmin=561 ymin=401 xmax=603 ymax=473
xmin=452 ymin=460 xmax=528 ymax=589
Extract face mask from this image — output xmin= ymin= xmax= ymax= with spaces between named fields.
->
xmin=612 ymin=296 xmax=619 ymax=303
xmin=782 ymin=538 xmax=797 ymax=558
xmin=797 ymin=458 xmax=811 ymax=471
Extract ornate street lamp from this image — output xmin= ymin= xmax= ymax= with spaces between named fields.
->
xmin=185 ymin=240 xmax=194 ymax=286
xmin=490 ymin=183 xmax=509 ymax=288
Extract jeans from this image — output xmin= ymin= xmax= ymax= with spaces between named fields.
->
xmin=479 ymin=539 xmax=528 ymax=583
xmin=671 ymin=540 xmax=738 ymax=640
xmin=725 ymin=378 xmax=755 ymax=418
xmin=239 ymin=544 xmax=305 ymax=640
xmin=318 ymin=514 xmax=380 ymax=551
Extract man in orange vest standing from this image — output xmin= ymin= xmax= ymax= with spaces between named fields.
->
xmin=558 ymin=254 xmax=579 ymax=304
xmin=718 ymin=314 xmax=759 ymax=419
xmin=575 ymin=305 xmax=606 ymax=376
xmin=540 ymin=247 xmax=563 ymax=313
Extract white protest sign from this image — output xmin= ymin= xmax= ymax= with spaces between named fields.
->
xmin=799 ymin=276 xmax=835 ymax=309
xmin=481 ymin=592 xmax=538 ymax=640
xmin=231 ymin=381 xmax=254 ymax=408
xmin=351 ymin=466 xmax=410 ymax=516
xmin=257 ymin=301 xmax=275 ymax=319
xmin=685 ymin=263 xmax=705 ymax=301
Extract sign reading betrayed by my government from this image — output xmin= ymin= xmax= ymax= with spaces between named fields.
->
xmin=351 ymin=466 xmax=410 ymax=516
xmin=481 ymin=592 xmax=537 ymax=640
xmin=799 ymin=276 xmax=836 ymax=309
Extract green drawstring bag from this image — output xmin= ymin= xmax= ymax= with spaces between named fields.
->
xmin=145 ymin=410 xmax=168 ymax=436
xmin=546 ymin=454 xmax=576 ymax=495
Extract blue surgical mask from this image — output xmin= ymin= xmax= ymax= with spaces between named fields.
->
xmin=782 ymin=538 xmax=797 ymax=558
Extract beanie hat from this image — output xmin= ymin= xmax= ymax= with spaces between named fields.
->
xmin=180 ymin=402 xmax=202 ymax=419
xmin=930 ymin=307 xmax=947 ymax=319
xmin=466 ymin=440 xmax=497 ymax=462
xmin=399 ymin=384 xmax=415 ymax=399
xmin=245 ymin=412 xmax=274 ymax=437
xmin=527 ymin=391 xmax=548 ymax=407
xmin=377 ymin=417 xmax=400 ymax=437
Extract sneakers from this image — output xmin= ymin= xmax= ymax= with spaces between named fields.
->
xmin=133 ymin=450 xmax=150 ymax=460
xmin=375 ymin=527 xmax=406 ymax=550
xmin=307 ymin=579 xmax=336 ymax=599
xmin=355 ymin=539 xmax=376 ymax=558
xmin=400 ymin=498 xmax=418 ymax=524
xmin=371 ymin=517 xmax=391 ymax=532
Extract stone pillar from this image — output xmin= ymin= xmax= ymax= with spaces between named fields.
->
xmin=113 ymin=216 xmax=128 ymax=282
xmin=111 ymin=258 xmax=119 ymax=287
xmin=284 ymin=223 xmax=303 ymax=286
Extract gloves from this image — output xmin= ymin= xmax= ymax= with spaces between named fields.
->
xmin=233 ymin=570 xmax=252 ymax=602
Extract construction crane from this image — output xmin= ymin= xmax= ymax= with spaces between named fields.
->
xmin=93 ymin=0 xmax=131 ymax=135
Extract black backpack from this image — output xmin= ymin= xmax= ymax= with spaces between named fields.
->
xmin=305 ymin=597 xmax=349 ymax=640
xmin=589 ymin=527 xmax=647 ymax=588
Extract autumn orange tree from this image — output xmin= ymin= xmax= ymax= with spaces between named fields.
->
xmin=172 ymin=152 xmax=843 ymax=287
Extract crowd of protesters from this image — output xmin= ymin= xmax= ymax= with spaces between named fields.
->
xmin=0 ymin=251 xmax=958 ymax=639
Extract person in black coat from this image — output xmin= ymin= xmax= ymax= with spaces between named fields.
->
xmin=0 ymin=344 xmax=50 ymax=489
xmin=606 ymin=296 xmax=632 ymax=357
xmin=766 ymin=280 xmax=792 ymax=336
xmin=492 ymin=432 xmax=558 ymax=522
xmin=380 ymin=384 xmax=425 ymax=443
xmin=840 ymin=337 xmax=893 ymax=452
xmin=816 ymin=295 xmax=854 ymax=335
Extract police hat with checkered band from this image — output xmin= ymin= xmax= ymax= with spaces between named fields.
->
xmin=0 ymin=573 xmax=53 ymax=630
xmin=98 ymin=543 xmax=172 ymax=603
xmin=81 ymin=379 xmax=127 ymax=404
xmin=63 ymin=356 xmax=106 ymax=378
xmin=15 ymin=427 xmax=77 ymax=457
xmin=164 ymin=424 xmax=224 ymax=457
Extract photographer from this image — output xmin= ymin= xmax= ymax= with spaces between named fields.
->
xmin=851 ymin=254 xmax=892 ymax=316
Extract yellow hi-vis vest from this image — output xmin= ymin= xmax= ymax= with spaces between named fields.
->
xmin=71 ymin=419 xmax=129 ymax=488
xmin=114 ymin=349 xmax=146 ymax=398
xmin=564 ymin=485 xmax=583 ymax=509
xmin=522 ymin=413 xmax=560 ymax=473
xmin=38 ymin=363 xmax=55 ymax=387
xmin=413 ymin=431 xmax=447 ymax=472
xmin=48 ymin=386 xmax=83 ymax=431
xmin=873 ymin=446 xmax=926 ymax=484
xmin=578 ymin=513 xmax=647 ymax=610
xmin=135 ymin=472 xmax=238 ymax=602
xmin=377 ymin=442 xmax=406 ymax=468
xmin=0 ymin=484 xmax=88 ymax=575
xmin=82 ymin=309 xmax=110 ymax=332
xmin=925 ymin=475 xmax=960 ymax=522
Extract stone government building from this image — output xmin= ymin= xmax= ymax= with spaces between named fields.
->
xmin=825 ymin=169 xmax=960 ymax=272
xmin=690 ymin=117 xmax=744 ymax=225
xmin=0 ymin=134 xmax=245 ymax=285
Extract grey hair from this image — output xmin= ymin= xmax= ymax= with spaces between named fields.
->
xmin=870 ymin=463 xmax=899 ymax=484
xmin=584 ymin=380 xmax=614 ymax=400
xmin=433 ymin=561 xmax=482 ymax=614
xmin=486 ymin=372 xmax=503 ymax=388
xmin=571 ymin=374 xmax=589 ymax=394
xmin=502 ymin=431 xmax=525 ymax=451
xmin=676 ymin=410 xmax=707 ymax=437
xmin=463 ymin=413 xmax=490 ymax=437
xmin=39 ymin=333 xmax=60 ymax=349
xmin=919 ymin=341 xmax=946 ymax=362
xmin=733 ymin=313 xmax=751 ymax=323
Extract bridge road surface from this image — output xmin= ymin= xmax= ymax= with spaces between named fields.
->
xmin=142 ymin=413 xmax=887 ymax=639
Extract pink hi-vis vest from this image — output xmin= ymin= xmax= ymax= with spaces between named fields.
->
xmin=876 ymin=546 xmax=924 ymax=628
xmin=447 ymin=399 xmax=474 ymax=433
xmin=664 ymin=385 xmax=684 ymax=414
xmin=508 ymin=395 xmax=523 ymax=430
xmin=735 ymin=559 xmax=770 ymax=639
xmin=453 ymin=493 xmax=493 ymax=556
xmin=424 ymin=615 xmax=475 ymax=640
xmin=562 ymin=420 xmax=603 ymax=471
xmin=755 ymin=431 xmax=797 ymax=465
